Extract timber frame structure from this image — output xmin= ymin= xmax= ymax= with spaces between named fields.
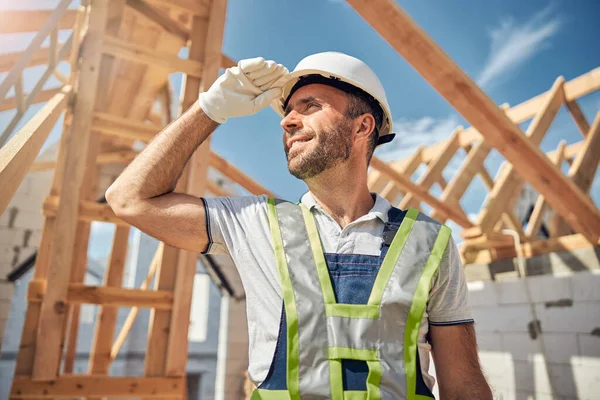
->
xmin=0 ymin=0 xmax=598 ymax=398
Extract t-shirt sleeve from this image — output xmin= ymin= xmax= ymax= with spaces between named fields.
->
xmin=201 ymin=195 xmax=268 ymax=255
xmin=427 ymin=236 xmax=474 ymax=325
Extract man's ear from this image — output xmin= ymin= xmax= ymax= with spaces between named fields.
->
xmin=354 ymin=113 xmax=376 ymax=142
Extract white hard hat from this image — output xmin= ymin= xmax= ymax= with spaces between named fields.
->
xmin=272 ymin=52 xmax=394 ymax=145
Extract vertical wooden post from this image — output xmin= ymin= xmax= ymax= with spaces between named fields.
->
xmin=144 ymin=0 xmax=228 ymax=385
xmin=164 ymin=16 xmax=210 ymax=377
xmin=61 ymin=0 xmax=127 ymax=374
xmin=88 ymin=226 xmax=130 ymax=392
xmin=32 ymin=0 xmax=111 ymax=381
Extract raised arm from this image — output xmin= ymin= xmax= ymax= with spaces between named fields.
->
xmin=105 ymin=57 xmax=287 ymax=252
xmin=105 ymin=104 xmax=217 ymax=252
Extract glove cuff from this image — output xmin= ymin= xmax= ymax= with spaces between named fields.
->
xmin=198 ymin=92 xmax=227 ymax=124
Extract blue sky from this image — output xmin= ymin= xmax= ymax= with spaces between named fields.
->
xmin=1 ymin=0 xmax=599 ymax=253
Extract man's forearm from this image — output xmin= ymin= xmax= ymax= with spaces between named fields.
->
xmin=106 ymin=101 xmax=218 ymax=205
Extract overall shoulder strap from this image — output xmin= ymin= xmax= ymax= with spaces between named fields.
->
xmin=382 ymin=206 xmax=408 ymax=248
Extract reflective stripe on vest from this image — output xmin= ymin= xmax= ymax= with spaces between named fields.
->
xmin=253 ymin=198 xmax=451 ymax=400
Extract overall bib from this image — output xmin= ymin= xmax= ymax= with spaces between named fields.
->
xmin=252 ymin=199 xmax=451 ymax=400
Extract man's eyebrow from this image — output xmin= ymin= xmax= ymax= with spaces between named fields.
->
xmin=284 ymin=96 xmax=318 ymax=116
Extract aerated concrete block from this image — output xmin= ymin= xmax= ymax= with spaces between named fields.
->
xmin=467 ymin=280 xmax=499 ymax=307
xmin=541 ymin=333 xmax=579 ymax=364
xmin=571 ymin=270 xmax=600 ymax=302
xmin=538 ymin=303 xmax=600 ymax=334
xmin=501 ymin=332 xmax=542 ymax=361
xmin=577 ymin=334 xmax=600 ymax=358
xmin=471 ymin=304 xmax=533 ymax=333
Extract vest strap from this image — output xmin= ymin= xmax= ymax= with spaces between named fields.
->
xmin=266 ymin=198 xmax=300 ymax=399
xmin=404 ymin=224 xmax=451 ymax=400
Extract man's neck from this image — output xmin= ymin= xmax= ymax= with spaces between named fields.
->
xmin=305 ymin=163 xmax=374 ymax=229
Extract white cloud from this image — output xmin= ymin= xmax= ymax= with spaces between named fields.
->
xmin=477 ymin=5 xmax=563 ymax=88
xmin=375 ymin=115 xmax=460 ymax=162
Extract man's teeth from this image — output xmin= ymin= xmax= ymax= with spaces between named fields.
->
xmin=291 ymin=139 xmax=311 ymax=149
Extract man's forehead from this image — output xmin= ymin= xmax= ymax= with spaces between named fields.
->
xmin=287 ymin=83 xmax=346 ymax=106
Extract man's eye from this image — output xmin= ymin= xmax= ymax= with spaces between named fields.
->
xmin=307 ymin=103 xmax=319 ymax=109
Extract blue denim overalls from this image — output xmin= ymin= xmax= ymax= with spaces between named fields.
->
xmin=258 ymin=206 xmax=435 ymax=398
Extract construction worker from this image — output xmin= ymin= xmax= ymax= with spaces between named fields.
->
xmin=106 ymin=52 xmax=493 ymax=399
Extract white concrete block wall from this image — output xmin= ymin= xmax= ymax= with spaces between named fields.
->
xmin=464 ymin=247 xmax=600 ymax=400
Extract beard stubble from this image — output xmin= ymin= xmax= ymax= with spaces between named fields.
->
xmin=285 ymin=119 xmax=353 ymax=180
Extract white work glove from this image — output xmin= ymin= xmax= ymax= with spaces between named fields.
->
xmin=198 ymin=57 xmax=288 ymax=124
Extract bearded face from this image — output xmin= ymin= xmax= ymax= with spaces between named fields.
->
xmin=281 ymin=84 xmax=355 ymax=180
xmin=284 ymin=117 xmax=353 ymax=180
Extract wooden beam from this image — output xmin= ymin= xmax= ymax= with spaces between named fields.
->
xmin=111 ymin=244 xmax=162 ymax=362
xmin=145 ymin=0 xmax=210 ymax=16
xmin=551 ymin=111 xmax=600 ymax=237
xmin=384 ymin=148 xmax=426 ymax=203
xmin=369 ymin=146 xmax=423 ymax=200
xmin=370 ymin=156 xmax=473 ymax=228
xmin=569 ymin=110 xmax=600 ymax=191
xmin=463 ymin=233 xmax=600 ymax=265
xmin=32 ymin=3 xmax=113 ymax=379
xmin=437 ymin=176 xmax=448 ymax=190
xmin=0 ymin=45 xmax=70 ymax=74
xmin=27 ymin=280 xmax=173 ymax=309
xmin=11 ymin=375 xmax=184 ymax=398
xmin=430 ymin=139 xmax=488 ymax=222
xmin=11 ymin=31 xmax=83 ymax=376
xmin=64 ymin=7 xmax=128 ymax=375
xmin=11 ymin=9 xmax=86 ymax=376
xmin=222 ymin=53 xmax=236 ymax=69
xmin=525 ymin=141 xmax=567 ymax=238
xmin=157 ymin=82 xmax=173 ymax=126
xmin=165 ymin=1 xmax=229 ymax=377
xmin=379 ymin=181 xmax=403 ymax=204
xmin=0 ymin=1 xmax=72 ymax=102
xmin=0 ymin=88 xmax=65 ymax=113
xmin=418 ymin=69 xmax=600 ymax=163
xmin=92 ymin=111 xmax=161 ymax=141
xmin=501 ymin=211 xmax=525 ymax=238
xmin=30 ymin=150 xmax=138 ymax=172
xmin=88 ymin=226 xmax=129 ymax=376
xmin=566 ymin=99 xmax=591 ymax=138
xmin=103 ymin=34 xmax=202 ymax=77
xmin=0 ymin=86 xmax=71 ymax=216
xmin=127 ymin=0 xmax=190 ymax=41
xmin=478 ymin=167 xmax=495 ymax=191
xmin=0 ymin=9 xmax=77 ymax=34
xmin=399 ymin=128 xmax=461 ymax=209
xmin=209 ymin=151 xmax=276 ymax=197
xmin=475 ymin=77 xmax=566 ymax=234
xmin=0 ymin=32 xmax=74 ymax=146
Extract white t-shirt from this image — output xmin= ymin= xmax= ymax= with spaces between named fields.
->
xmin=202 ymin=192 xmax=473 ymax=389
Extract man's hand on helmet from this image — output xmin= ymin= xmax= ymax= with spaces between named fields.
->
xmin=198 ymin=57 xmax=288 ymax=124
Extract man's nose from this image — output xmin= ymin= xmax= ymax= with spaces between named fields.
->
xmin=281 ymin=110 xmax=303 ymax=132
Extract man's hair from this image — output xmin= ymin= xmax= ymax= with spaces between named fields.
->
xmin=285 ymin=74 xmax=384 ymax=164
xmin=343 ymin=90 xmax=383 ymax=164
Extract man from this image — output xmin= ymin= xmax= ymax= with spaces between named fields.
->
xmin=106 ymin=52 xmax=492 ymax=399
